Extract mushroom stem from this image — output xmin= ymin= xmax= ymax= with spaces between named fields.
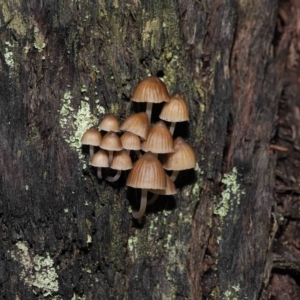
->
xmin=135 ymin=150 xmax=142 ymax=158
xmin=147 ymin=194 xmax=159 ymax=206
xmin=97 ymin=168 xmax=102 ymax=179
xmin=146 ymin=102 xmax=153 ymax=123
xmin=89 ymin=146 xmax=95 ymax=158
xmin=106 ymin=170 xmax=121 ymax=182
xmin=170 ymin=170 xmax=179 ymax=181
xmin=108 ymin=151 xmax=113 ymax=165
xmin=169 ymin=122 xmax=176 ymax=135
xmin=132 ymin=189 xmax=148 ymax=219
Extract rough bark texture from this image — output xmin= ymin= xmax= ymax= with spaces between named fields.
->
xmin=0 ymin=0 xmax=293 ymax=299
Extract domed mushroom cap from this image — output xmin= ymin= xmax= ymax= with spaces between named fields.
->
xmin=121 ymin=132 xmax=141 ymax=150
xmin=163 ymin=137 xmax=196 ymax=170
xmin=98 ymin=115 xmax=120 ymax=132
xmin=150 ymin=175 xmax=177 ymax=195
xmin=132 ymin=76 xmax=170 ymax=104
xmin=100 ymin=132 xmax=123 ymax=151
xmin=110 ymin=150 xmax=133 ymax=170
xmin=159 ymin=94 xmax=189 ymax=122
xmin=120 ymin=112 xmax=149 ymax=140
xmin=90 ymin=149 xmax=109 ymax=168
xmin=126 ymin=152 xmax=166 ymax=189
xmin=81 ymin=128 xmax=102 ymax=146
xmin=141 ymin=121 xmax=174 ymax=153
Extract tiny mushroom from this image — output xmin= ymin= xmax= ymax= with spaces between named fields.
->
xmin=81 ymin=127 xmax=102 ymax=158
xmin=120 ymin=112 xmax=149 ymax=140
xmin=159 ymin=94 xmax=189 ymax=135
xmin=147 ymin=174 xmax=177 ymax=206
xmin=120 ymin=131 xmax=142 ymax=158
xmin=106 ymin=149 xmax=132 ymax=182
xmin=98 ymin=114 xmax=120 ymax=132
xmin=126 ymin=152 xmax=166 ymax=219
xmin=100 ymin=131 xmax=123 ymax=165
xmin=141 ymin=121 xmax=174 ymax=154
xmin=90 ymin=149 xmax=109 ymax=179
xmin=132 ymin=76 xmax=170 ymax=122
xmin=162 ymin=137 xmax=196 ymax=181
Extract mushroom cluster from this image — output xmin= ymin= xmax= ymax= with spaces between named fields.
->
xmin=81 ymin=76 xmax=196 ymax=220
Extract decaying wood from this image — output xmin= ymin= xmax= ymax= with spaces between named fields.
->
xmin=0 ymin=0 xmax=293 ymax=299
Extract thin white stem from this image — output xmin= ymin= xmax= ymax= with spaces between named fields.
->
xmin=147 ymin=194 xmax=159 ymax=206
xmin=106 ymin=170 xmax=121 ymax=182
xmin=132 ymin=189 xmax=148 ymax=219
xmin=89 ymin=146 xmax=94 ymax=158
xmin=170 ymin=170 xmax=179 ymax=181
xmin=135 ymin=150 xmax=142 ymax=158
xmin=146 ymin=102 xmax=153 ymax=123
xmin=97 ymin=168 xmax=102 ymax=179
xmin=108 ymin=151 xmax=113 ymax=165
xmin=169 ymin=122 xmax=176 ymax=135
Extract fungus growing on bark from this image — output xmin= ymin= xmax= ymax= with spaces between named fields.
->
xmin=81 ymin=128 xmax=102 ymax=157
xmin=120 ymin=131 xmax=142 ymax=158
xmin=147 ymin=174 xmax=177 ymax=206
xmin=159 ymin=94 xmax=189 ymax=135
xmin=90 ymin=149 xmax=109 ymax=179
xmin=100 ymin=131 xmax=123 ymax=165
xmin=141 ymin=121 xmax=174 ymax=154
xmin=132 ymin=76 xmax=170 ymax=122
xmin=126 ymin=152 xmax=166 ymax=219
xmin=120 ymin=112 xmax=149 ymax=140
xmin=106 ymin=150 xmax=132 ymax=182
xmin=98 ymin=114 xmax=120 ymax=132
xmin=162 ymin=137 xmax=196 ymax=181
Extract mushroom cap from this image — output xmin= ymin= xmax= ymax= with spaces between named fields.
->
xmin=110 ymin=150 xmax=133 ymax=170
xmin=132 ymin=76 xmax=170 ymax=104
xmin=81 ymin=128 xmax=102 ymax=146
xmin=90 ymin=149 xmax=109 ymax=168
xmin=120 ymin=132 xmax=141 ymax=150
xmin=141 ymin=121 xmax=174 ymax=153
xmin=126 ymin=152 xmax=166 ymax=189
xmin=120 ymin=112 xmax=149 ymax=140
xmin=100 ymin=131 xmax=123 ymax=151
xmin=98 ymin=115 xmax=120 ymax=132
xmin=150 ymin=175 xmax=177 ymax=195
xmin=162 ymin=137 xmax=196 ymax=170
xmin=159 ymin=94 xmax=189 ymax=122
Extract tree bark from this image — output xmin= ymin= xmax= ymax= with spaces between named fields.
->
xmin=0 ymin=0 xmax=287 ymax=299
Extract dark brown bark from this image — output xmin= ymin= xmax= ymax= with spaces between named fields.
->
xmin=0 ymin=0 xmax=293 ymax=299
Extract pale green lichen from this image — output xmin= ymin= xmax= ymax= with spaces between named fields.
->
xmin=10 ymin=242 xmax=59 ymax=297
xmin=59 ymin=91 xmax=105 ymax=165
xmin=33 ymin=253 xmax=59 ymax=297
xmin=214 ymin=168 xmax=245 ymax=242
xmin=33 ymin=23 xmax=46 ymax=52
xmin=214 ymin=167 xmax=244 ymax=221
xmin=223 ymin=284 xmax=240 ymax=300
xmin=4 ymin=41 xmax=14 ymax=67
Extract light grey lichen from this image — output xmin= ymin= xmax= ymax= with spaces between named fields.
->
xmin=33 ymin=253 xmax=59 ymax=297
xmin=59 ymin=90 xmax=106 ymax=167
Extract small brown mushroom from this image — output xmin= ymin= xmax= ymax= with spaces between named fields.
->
xmin=162 ymin=137 xmax=196 ymax=181
xmin=141 ymin=121 xmax=174 ymax=154
xmin=81 ymin=128 xmax=102 ymax=158
xmin=126 ymin=152 xmax=166 ymax=219
xmin=120 ymin=131 xmax=142 ymax=158
xmin=120 ymin=112 xmax=149 ymax=140
xmin=159 ymin=94 xmax=189 ymax=135
xmin=147 ymin=174 xmax=177 ymax=206
xmin=98 ymin=114 xmax=120 ymax=133
xmin=106 ymin=150 xmax=132 ymax=182
xmin=90 ymin=149 xmax=109 ymax=179
xmin=100 ymin=131 xmax=123 ymax=165
xmin=132 ymin=76 xmax=170 ymax=122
